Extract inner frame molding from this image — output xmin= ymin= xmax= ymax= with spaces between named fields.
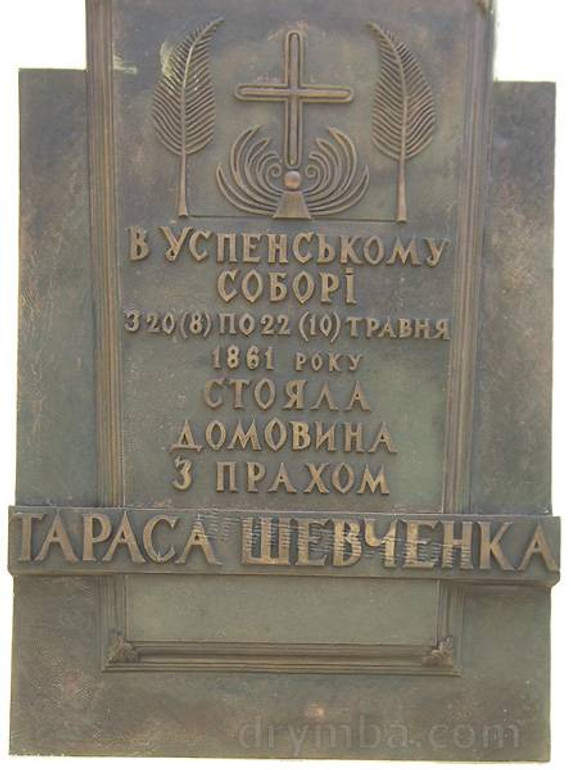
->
xmin=84 ymin=0 xmax=492 ymax=676
xmin=100 ymin=576 xmax=463 ymax=674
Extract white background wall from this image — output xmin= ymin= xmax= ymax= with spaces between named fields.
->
xmin=0 ymin=0 xmax=569 ymax=767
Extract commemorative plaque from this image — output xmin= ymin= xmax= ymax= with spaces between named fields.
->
xmin=9 ymin=0 xmax=559 ymax=760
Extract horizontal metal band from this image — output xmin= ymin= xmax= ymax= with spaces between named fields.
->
xmin=8 ymin=506 xmax=560 ymax=584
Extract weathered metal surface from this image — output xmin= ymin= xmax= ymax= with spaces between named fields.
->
xmin=10 ymin=0 xmax=558 ymax=760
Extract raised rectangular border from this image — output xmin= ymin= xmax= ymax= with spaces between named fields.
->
xmin=100 ymin=576 xmax=464 ymax=674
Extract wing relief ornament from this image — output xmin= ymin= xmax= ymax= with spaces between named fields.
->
xmin=216 ymin=30 xmax=370 ymax=220
xmin=152 ymin=18 xmax=224 ymax=218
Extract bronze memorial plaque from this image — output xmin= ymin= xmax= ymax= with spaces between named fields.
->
xmin=8 ymin=0 xmax=559 ymax=760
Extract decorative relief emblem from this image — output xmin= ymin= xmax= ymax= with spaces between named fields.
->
xmin=152 ymin=18 xmax=224 ymax=218
xmin=216 ymin=31 xmax=369 ymax=219
xmin=151 ymin=21 xmax=436 ymax=224
xmin=368 ymin=23 xmax=436 ymax=223
xmin=216 ymin=125 xmax=369 ymax=219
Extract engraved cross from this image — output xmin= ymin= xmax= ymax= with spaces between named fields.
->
xmin=236 ymin=30 xmax=353 ymax=169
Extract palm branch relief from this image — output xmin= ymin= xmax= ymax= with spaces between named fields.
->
xmin=152 ymin=18 xmax=224 ymax=217
xmin=368 ymin=22 xmax=436 ymax=223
